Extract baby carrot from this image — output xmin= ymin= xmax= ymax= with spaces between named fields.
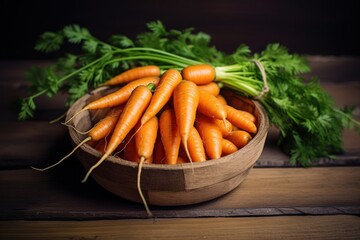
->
xmin=173 ymin=80 xmax=200 ymax=163
xmin=197 ymin=82 xmax=221 ymax=96
xmin=102 ymin=65 xmax=161 ymax=86
xmin=225 ymin=130 xmax=252 ymax=149
xmin=134 ymin=116 xmax=158 ymax=218
xmin=216 ymin=94 xmax=228 ymax=105
xmin=195 ymin=114 xmax=223 ymax=159
xmin=181 ymin=64 xmax=215 ymax=85
xmin=159 ymin=108 xmax=181 ymax=165
xmin=187 ymin=126 xmax=207 ymax=162
xmin=221 ymin=138 xmax=238 ymax=156
xmin=224 ymin=105 xmax=257 ymax=133
xmin=212 ymin=118 xmax=233 ymax=137
xmin=140 ymin=69 xmax=182 ymax=126
xmin=81 ymin=84 xmax=154 ymax=183
xmin=197 ymin=89 xmax=227 ymax=123
xmin=135 ymin=116 xmax=158 ymax=164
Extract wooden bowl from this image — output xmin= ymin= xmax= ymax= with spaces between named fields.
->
xmin=66 ymin=87 xmax=269 ymax=206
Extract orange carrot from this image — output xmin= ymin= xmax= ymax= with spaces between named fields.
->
xmin=65 ymin=77 xmax=159 ymax=124
xmin=81 ymin=84 xmax=154 ymax=183
xmin=134 ymin=116 xmax=158 ymax=164
xmin=197 ymin=89 xmax=227 ymax=123
xmin=134 ymin=117 xmax=159 ymax=218
xmin=225 ymin=102 xmax=256 ymax=123
xmin=224 ymin=105 xmax=257 ymax=133
xmin=195 ymin=114 xmax=223 ymax=159
xmin=89 ymin=77 xmax=159 ymax=109
xmin=181 ymin=64 xmax=215 ymax=85
xmin=173 ymin=80 xmax=200 ymax=163
xmin=159 ymin=108 xmax=181 ymax=165
xmin=212 ymin=118 xmax=233 ymax=137
xmin=221 ymin=138 xmax=238 ymax=156
xmin=197 ymin=82 xmax=220 ymax=96
xmin=32 ymin=105 xmax=123 ymax=171
xmin=216 ymin=94 xmax=228 ymax=105
xmin=225 ymin=130 xmax=252 ymax=149
xmin=140 ymin=69 xmax=182 ymax=126
xmin=102 ymin=65 xmax=161 ymax=86
xmin=187 ymin=126 xmax=207 ymax=162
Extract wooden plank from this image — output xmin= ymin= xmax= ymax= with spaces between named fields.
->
xmin=0 ymin=122 xmax=70 ymax=168
xmin=0 ymin=215 xmax=359 ymax=240
xmin=1 ymin=167 xmax=359 ymax=220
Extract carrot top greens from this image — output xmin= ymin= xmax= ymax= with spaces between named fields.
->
xmin=19 ymin=20 xmax=360 ymax=166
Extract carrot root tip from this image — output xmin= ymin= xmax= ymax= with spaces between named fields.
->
xmin=31 ymin=137 xmax=91 ymax=172
xmin=137 ymin=156 xmax=153 ymax=218
xmin=63 ymin=108 xmax=86 ymax=125
xmin=49 ymin=112 xmax=67 ymax=124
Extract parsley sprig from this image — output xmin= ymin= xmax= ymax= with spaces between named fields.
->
xmin=19 ymin=20 xmax=360 ymax=166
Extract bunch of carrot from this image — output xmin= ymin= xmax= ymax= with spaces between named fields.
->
xmin=71 ymin=64 xmax=257 ymax=171
xmin=61 ymin=64 xmax=258 ymax=216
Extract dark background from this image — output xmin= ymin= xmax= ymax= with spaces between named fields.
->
xmin=0 ymin=0 xmax=359 ymax=60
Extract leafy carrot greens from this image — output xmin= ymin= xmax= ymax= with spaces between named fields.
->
xmin=19 ymin=20 xmax=360 ymax=166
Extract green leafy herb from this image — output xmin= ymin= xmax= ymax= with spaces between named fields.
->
xmin=19 ymin=20 xmax=360 ymax=166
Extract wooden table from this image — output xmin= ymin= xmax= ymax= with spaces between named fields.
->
xmin=1 ymin=57 xmax=359 ymax=239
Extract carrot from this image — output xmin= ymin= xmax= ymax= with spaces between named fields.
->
xmin=217 ymin=94 xmax=255 ymax=124
xmin=140 ymin=69 xmax=182 ymax=126
xmin=135 ymin=116 xmax=158 ymax=164
xmin=181 ymin=64 xmax=215 ymax=85
xmin=81 ymin=84 xmax=154 ymax=183
xmin=197 ymin=82 xmax=220 ymax=96
xmin=216 ymin=94 xmax=228 ymax=105
xmin=31 ymin=105 xmax=123 ymax=171
xmin=173 ymin=80 xmax=200 ymax=163
xmin=225 ymin=130 xmax=252 ymax=149
xmin=221 ymin=138 xmax=238 ymax=156
xmin=159 ymin=108 xmax=181 ymax=165
xmin=224 ymin=105 xmax=257 ymax=133
xmin=187 ymin=127 xmax=207 ymax=162
xmin=65 ymin=77 xmax=159 ymax=124
xmin=212 ymin=118 xmax=233 ymax=137
xmin=195 ymin=114 xmax=223 ymax=159
xmin=102 ymin=65 xmax=161 ymax=86
xmin=225 ymin=101 xmax=256 ymax=123
xmin=134 ymin=117 xmax=158 ymax=218
xmin=197 ymin=89 xmax=227 ymax=123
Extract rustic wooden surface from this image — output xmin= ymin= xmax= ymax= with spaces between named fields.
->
xmin=0 ymin=57 xmax=359 ymax=239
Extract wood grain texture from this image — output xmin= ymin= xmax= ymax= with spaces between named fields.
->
xmin=1 ymin=215 xmax=359 ymax=240
xmin=1 ymin=167 xmax=359 ymax=220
